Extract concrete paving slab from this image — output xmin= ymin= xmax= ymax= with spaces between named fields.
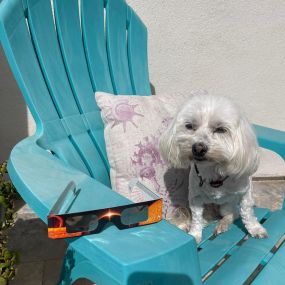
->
xmin=254 ymin=148 xmax=285 ymax=179
xmin=10 ymin=261 xmax=44 ymax=285
xmin=252 ymin=180 xmax=285 ymax=210
xmin=42 ymin=259 xmax=63 ymax=285
xmin=8 ymin=217 xmax=67 ymax=263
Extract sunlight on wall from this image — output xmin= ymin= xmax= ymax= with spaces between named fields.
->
xmin=128 ymin=0 xmax=285 ymax=131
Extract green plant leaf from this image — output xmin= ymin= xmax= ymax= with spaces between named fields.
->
xmin=0 ymin=161 xmax=18 ymax=282
xmin=0 ymin=276 xmax=7 ymax=285
xmin=3 ymin=252 xmax=12 ymax=261
xmin=0 ymin=197 xmax=6 ymax=206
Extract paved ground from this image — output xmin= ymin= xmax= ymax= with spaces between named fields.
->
xmin=7 ymin=179 xmax=285 ymax=285
xmin=8 ymin=200 xmax=93 ymax=285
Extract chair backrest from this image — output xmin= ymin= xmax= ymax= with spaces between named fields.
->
xmin=0 ymin=0 xmax=151 ymax=186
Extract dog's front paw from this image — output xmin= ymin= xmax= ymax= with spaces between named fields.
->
xmin=214 ymin=221 xmax=230 ymax=236
xmin=167 ymin=207 xmax=191 ymax=232
xmin=188 ymin=229 xmax=202 ymax=244
xmin=248 ymin=225 xmax=268 ymax=239
xmin=177 ymin=222 xmax=190 ymax=232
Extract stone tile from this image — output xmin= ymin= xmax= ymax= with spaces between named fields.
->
xmin=14 ymin=200 xmax=38 ymax=220
xmin=43 ymin=259 xmax=63 ymax=285
xmin=8 ymin=217 xmax=67 ymax=263
xmin=254 ymin=148 xmax=285 ymax=179
xmin=253 ymin=180 xmax=285 ymax=210
xmin=10 ymin=261 xmax=44 ymax=285
xmin=42 ymin=260 xmax=95 ymax=285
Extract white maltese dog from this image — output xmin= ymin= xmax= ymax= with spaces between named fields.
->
xmin=159 ymin=92 xmax=268 ymax=243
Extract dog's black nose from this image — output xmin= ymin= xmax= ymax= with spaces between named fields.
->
xmin=192 ymin=142 xmax=208 ymax=157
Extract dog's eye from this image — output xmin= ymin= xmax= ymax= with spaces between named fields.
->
xmin=214 ymin=127 xmax=227 ymax=134
xmin=185 ymin=123 xmax=194 ymax=130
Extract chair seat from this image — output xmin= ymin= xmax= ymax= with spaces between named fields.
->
xmin=199 ymin=208 xmax=285 ymax=285
xmin=65 ymin=207 xmax=285 ymax=284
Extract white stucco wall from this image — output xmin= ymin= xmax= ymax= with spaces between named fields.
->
xmin=1 ymin=0 xmax=285 ymax=161
xmin=128 ymin=0 xmax=285 ymax=131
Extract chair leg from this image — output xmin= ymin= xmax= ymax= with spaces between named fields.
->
xmin=127 ymin=272 xmax=197 ymax=285
xmin=57 ymin=246 xmax=122 ymax=285
xmin=58 ymin=247 xmax=84 ymax=285
xmin=58 ymin=250 xmax=196 ymax=285
xmin=58 ymin=236 xmax=200 ymax=285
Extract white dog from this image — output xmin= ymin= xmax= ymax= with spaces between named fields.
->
xmin=159 ymin=93 xmax=268 ymax=243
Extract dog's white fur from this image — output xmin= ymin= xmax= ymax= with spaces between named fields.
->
xmin=160 ymin=93 xmax=268 ymax=243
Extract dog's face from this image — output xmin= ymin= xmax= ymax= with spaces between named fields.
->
xmin=159 ymin=94 xmax=259 ymax=177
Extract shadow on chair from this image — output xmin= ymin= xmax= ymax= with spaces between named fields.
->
xmin=128 ymin=271 xmax=195 ymax=285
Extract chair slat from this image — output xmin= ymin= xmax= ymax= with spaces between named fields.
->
xmin=106 ymin=0 xmax=133 ymax=94
xmin=27 ymin=0 xmax=80 ymax=117
xmin=39 ymin=120 xmax=91 ymax=175
xmin=204 ymin=210 xmax=285 ymax=285
xmin=69 ymin=131 xmax=110 ymax=184
xmin=39 ymin=0 xmax=111 ymax=184
xmin=199 ymin=224 xmax=216 ymax=248
xmin=252 ymin=240 xmax=285 ymax=285
xmin=81 ymin=0 xmax=113 ymax=94
xmin=80 ymin=0 xmax=116 ymax=166
xmin=84 ymin=111 xmax=110 ymax=169
xmin=27 ymin=0 xmax=110 ymax=184
xmin=127 ymin=7 xmax=151 ymax=95
xmin=53 ymin=0 xmax=96 ymax=113
xmin=0 ymin=0 xmax=58 ymax=123
xmin=60 ymin=113 xmax=110 ymax=184
xmin=0 ymin=0 xmax=95 ymax=176
xmin=199 ymin=208 xmax=269 ymax=276
xmin=52 ymin=140 xmax=91 ymax=175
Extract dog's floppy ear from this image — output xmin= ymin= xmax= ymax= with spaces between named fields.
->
xmin=159 ymin=119 xmax=189 ymax=169
xmin=227 ymin=116 xmax=259 ymax=177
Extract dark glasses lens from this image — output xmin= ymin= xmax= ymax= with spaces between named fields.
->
xmin=65 ymin=214 xmax=98 ymax=233
xmin=121 ymin=205 xmax=148 ymax=225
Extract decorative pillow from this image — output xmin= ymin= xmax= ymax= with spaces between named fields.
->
xmin=95 ymin=91 xmax=191 ymax=218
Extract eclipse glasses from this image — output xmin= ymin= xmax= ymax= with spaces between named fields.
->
xmin=48 ymin=180 xmax=162 ymax=239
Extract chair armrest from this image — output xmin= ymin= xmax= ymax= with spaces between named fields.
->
xmin=254 ymin=124 xmax=285 ymax=160
xmin=7 ymin=135 xmax=131 ymax=222
xmin=8 ymin=135 xmax=202 ymax=284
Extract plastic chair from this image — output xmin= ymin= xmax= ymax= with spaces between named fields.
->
xmin=1 ymin=0 xmax=284 ymax=284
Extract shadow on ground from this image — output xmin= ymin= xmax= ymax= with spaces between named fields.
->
xmin=8 ymin=202 xmax=66 ymax=285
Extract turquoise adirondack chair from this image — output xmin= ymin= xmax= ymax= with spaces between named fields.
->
xmin=1 ymin=0 xmax=285 ymax=284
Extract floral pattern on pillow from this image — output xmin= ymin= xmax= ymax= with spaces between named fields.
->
xmin=130 ymin=117 xmax=174 ymax=216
